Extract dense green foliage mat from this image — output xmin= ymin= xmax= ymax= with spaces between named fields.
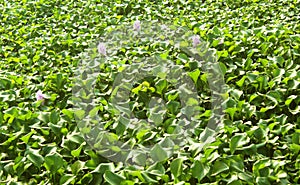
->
xmin=0 ymin=0 xmax=300 ymax=184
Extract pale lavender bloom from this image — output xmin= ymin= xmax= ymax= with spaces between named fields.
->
xmin=192 ymin=35 xmax=200 ymax=47
xmin=36 ymin=90 xmax=45 ymax=101
xmin=98 ymin=42 xmax=106 ymax=56
xmin=133 ymin=20 xmax=141 ymax=31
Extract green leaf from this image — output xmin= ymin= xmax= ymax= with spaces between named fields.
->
xmin=155 ymin=79 xmax=167 ymax=95
xmin=48 ymin=122 xmax=61 ymax=136
xmin=60 ymin=174 xmax=76 ymax=185
xmin=147 ymin=163 xmax=166 ymax=176
xmin=149 ymin=112 xmax=165 ymax=126
xmin=44 ymin=153 xmax=65 ymax=173
xmin=166 ymin=100 xmax=180 ymax=115
xmin=191 ymin=160 xmax=208 ymax=180
xmin=21 ymin=130 xmax=36 ymax=144
xmin=244 ymin=58 xmax=253 ymax=70
xmin=38 ymin=112 xmax=50 ymax=123
xmin=188 ymin=69 xmax=200 ymax=84
xmin=140 ymin=172 xmax=158 ymax=183
xmin=170 ymin=158 xmax=183 ymax=178
xmin=74 ymin=110 xmax=85 ymax=120
xmin=27 ymin=148 xmax=44 ymax=167
xmin=79 ymin=173 xmax=93 ymax=184
xmin=71 ymin=161 xmax=83 ymax=175
xmin=89 ymin=106 xmax=100 ymax=117
xmin=211 ymin=160 xmax=229 ymax=176
xmin=71 ymin=144 xmax=83 ymax=157
xmin=230 ymin=89 xmax=243 ymax=100
xmin=236 ymin=76 xmax=247 ymax=87
xmin=228 ymin=180 xmax=243 ymax=185
xmin=50 ymin=110 xmax=60 ymax=124
xmin=92 ymin=163 xmax=115 ymax=174
xmin=62 ymin=109 xmax=74 ymax=119
xmin=256 ymin=177 xmax=271 ymax=185
xmin=230 ymin=133 xmax=250 ymax=154
xmin=225 ymin=107 xmax=237 ymax=120
xmin=150 ymin=144 xmax=169 ymax=162
xmin=200 ymin=73 xmax=207 ymax=83
xmin=178 ymin=53 xmax=189 ymax=63
xmin=228 ymin=156 xmax=244 ymax=172
xmin=104 ymin=171 xmax=125 ymax=185
xmin=238 ymin=172 xmax=254 ymax=182
xmin=0 ymin=112 xmax=3 ymax=124
xmin=219 ymin=62 xmax=227 ymax=75
xmin=33 ymin=54 xmax=40 ymax=62
xmin=253 ymin=159 xmax=271 ymax=177
xmin=132 ymin=153 xmax=147 ymax=166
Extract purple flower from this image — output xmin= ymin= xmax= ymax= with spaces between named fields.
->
xmin=133 ymin=20 xmax=141 ymax=31
xmin=36 ymin=90 xmax=45 ymax=101
xmin=97 ymin=42 xmax=106 ymax=56
xmin=192 ymin=35 xmax=200 ymax=47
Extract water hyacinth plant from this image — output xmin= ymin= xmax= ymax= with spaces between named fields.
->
xmin=36 ymin=90 xmax=45 ymax=105
xmin=192 ymin=35 xmax=200 ymax=48
xmin=73 ymin=19 xmax=226 ymax=169
xmin=97 ymin=42 xmax=106 ymax=56
xmin=1 ymin=0 xmax=299 ymax=184
xmin=133 ymin=20 xmax=141 ymax=31
xmin=36 ymin=90 xmax=45 ymax=101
